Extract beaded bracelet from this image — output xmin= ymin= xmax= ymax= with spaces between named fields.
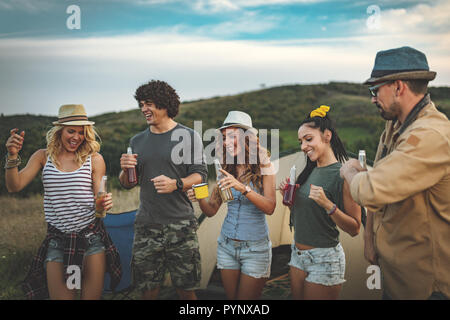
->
xmin=326 ymin=203 xmax=337 ymax=216
xmin=4 ymin=154 xmax=21 ymax=169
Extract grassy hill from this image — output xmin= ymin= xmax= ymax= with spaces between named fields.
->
xmin=1 ymin=82 xmax=449 ymax=196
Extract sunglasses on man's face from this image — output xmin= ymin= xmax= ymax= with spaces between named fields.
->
xmin=369 ymin=81 xmax=393 ymax=97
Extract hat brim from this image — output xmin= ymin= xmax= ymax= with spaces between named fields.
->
xmin=217 ymin=124 xmax=258 ymax=135
xmin=364 ymin=70 xmax=436 ymax=85
xmin=52 ymin=120 xmax=95 ymax=126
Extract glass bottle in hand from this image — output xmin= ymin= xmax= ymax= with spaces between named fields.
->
xmin=359 ymin=150 xmax=367 ymax=170
xmin=95 ymin=176 xmax=107 ymax=218
xmin=127 ymin=147 xmax=137 ymax=184
xmin=283 ymin=165 xmax=296 ymax=206
xmin=214 ymin=159 xmax=234 ymax=202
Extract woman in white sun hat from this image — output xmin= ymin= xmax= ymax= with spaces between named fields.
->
xmin=5 ymin=104 xmax=121 ymax=300
xmin=188 ymin=110 xmax=276 ymax=299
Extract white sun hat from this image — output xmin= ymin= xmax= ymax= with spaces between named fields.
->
xmin=218 ymin=111 xmax=257 ymax=135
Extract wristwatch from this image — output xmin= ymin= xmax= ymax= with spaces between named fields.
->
xmin=176 ymin=177 xmax=184 ymax=191
xmin=242 ymin=185 xmax=252 ymax=196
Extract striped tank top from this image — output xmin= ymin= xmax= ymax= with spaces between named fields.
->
xmin=42 ymin=155 xmax=96 ymax=233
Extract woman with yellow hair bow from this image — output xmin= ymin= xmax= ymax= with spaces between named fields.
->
xmin=279 ymin=105 xmax=362 ymax=300
xmin=309 ymin=105 xmax=330 ymax=118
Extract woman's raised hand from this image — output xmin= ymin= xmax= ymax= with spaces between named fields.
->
xmin=309 ymin=184 xmax=333 ymax=210
xmin=6 ymin=128 xmax=25 ymax=156
xmin=278 ymin=177 xmax=289 ymax=197
xmin=218 ymin=169 xmax=245 ymax=193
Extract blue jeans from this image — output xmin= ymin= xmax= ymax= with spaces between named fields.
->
xmin=45 ymin=234 xmax=105 ymax=265
xmin=216 ymin=234 xmax=272 ymax=279
xmin=288 ymin=242 xmax=346 ymax=286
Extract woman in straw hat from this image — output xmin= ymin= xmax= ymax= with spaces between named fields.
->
xmin=279 ymin=106 xmax=362 ymax=300
xmin=5 ymin=104 xmax=121 ymax=300
xmin=188 ymin=111 xmax=276 ymax=300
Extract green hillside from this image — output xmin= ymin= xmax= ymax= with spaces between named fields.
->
xmin=1 ymin=82 xmax=449 ymax=196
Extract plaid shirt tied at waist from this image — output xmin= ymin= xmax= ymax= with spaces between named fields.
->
xmin=22 ymin=218 xmax=122 ymax=300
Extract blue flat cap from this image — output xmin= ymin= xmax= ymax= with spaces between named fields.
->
xmin=364 ymin=46 xmax=436 ymax=84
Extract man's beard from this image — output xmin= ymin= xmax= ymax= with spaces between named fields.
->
xmin=376 ymin=103 xmax=397 ymax=121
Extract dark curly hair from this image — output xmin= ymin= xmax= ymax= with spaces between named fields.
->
xmin=134 ymin=80 xmax=180 ymax=118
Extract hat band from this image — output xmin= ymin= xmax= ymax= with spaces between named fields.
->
xmin=371 ymin=68 xmax=429 ymax=78
xmin=57 ymin=115 xmax=89 ymax=123
xmin=222 ymin=122 xmax=249 ymax=127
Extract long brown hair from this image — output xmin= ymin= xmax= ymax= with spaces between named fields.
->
xmin=212 ymin=127 xmax=270 ymax=203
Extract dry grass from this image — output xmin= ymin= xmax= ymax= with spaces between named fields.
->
xmin=0 ymin=194 xmax=47 ymax=299
xmin=0 ymin=185 xmax=211 ymax=299
xmin=0 ymin=194 xmax=47 ymax=254
xmin=0 ymin=188 xmax=142 ymax=253
xmin=0 ymin=189 xmax=142 ymax=299
xmin=109 ymin=187 xmax=140 ymax=214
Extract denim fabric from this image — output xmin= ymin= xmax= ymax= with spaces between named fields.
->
xmin=220 ymin=184 xmax=269 ymax=241
xmin=45 ymin=233 xmax=105 ymax=264
xmin=216 ymin=233 xmax=271 ymax=279
xmin=288 ymin=242 xmax=346 ymax=286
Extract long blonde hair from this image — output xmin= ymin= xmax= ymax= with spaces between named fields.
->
xmin=46 ymin=125 xmax=101 ymax=168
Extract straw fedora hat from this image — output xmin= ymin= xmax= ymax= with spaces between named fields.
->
xmin=364 ymin=46 xmax=436 ymax=85
xmin=52 ymin=104 xmax=95 ymax=126
xmin=218 ymin=111 xmax=258 ymax=135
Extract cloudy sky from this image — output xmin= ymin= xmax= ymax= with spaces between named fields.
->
xmin=0 ymin=0 xmax=449 ymax=116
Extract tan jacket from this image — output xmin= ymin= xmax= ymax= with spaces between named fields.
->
xmin=350 ymin=97 xmax=450 ymax=299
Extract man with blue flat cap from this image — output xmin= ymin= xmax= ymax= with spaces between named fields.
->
xmin=341 ymin=46 xmax=450 ymax=300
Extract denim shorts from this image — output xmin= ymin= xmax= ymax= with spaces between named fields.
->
xmin=288 ymin=242 xmax=346 ymax=286
xmin=45 ymin=234 xmax=106 ymax=264
xmin=216 ymin=233 xmax=272 ymax=279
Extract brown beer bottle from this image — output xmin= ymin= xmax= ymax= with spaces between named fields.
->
xmin=127 ymin=147 xmax=137 ymax=185
xmin=95 ymin=176 xmax=107 ymax=218
xmin=282 ymin=165 xmax=296 ymax=206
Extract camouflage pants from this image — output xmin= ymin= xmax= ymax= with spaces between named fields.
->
xmin=132 ymin=219 xmax=201 ymax=292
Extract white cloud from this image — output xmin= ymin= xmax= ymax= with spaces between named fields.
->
xmin=363 ymin=0 xmax=450 ymax=35
xmin=193 ymin=0 xmax=240 ymax=13
xmin=1 ymin=23 xmax=449 ymax=116
xmin=188 ymin=10 xmax=281 ymax=36
xmin=190 ymin=0 xmax=327 ymax=13
xmin=233 ymin=0 xmax=325 ymax=6
xmin=0 ymin=0 xmax=449 ymax=116
xmin=123 ymin=0 xmax=326 ymax=13
xmin=0 ymin=0 xmax=54 ymax=12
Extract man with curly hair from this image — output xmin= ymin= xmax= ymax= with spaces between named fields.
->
xmin=119 ymin=80 xmax=208 ymax=300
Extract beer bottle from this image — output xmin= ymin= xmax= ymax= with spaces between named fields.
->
xmin=282 ymin=165 xmax=296 ymax=206
xmin=214 ymin=159 xmax=234 ymax=202
xmin=95 ymin=176 xmax=107 ymax=218
xmin=127 ymin=147 xmax=137 ymax=184
xmin=359 ymin=150 xmax=367 ymax=170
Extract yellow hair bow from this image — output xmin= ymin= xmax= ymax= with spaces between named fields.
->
xmin=310 ymin=105 xmax=330 ymax=118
